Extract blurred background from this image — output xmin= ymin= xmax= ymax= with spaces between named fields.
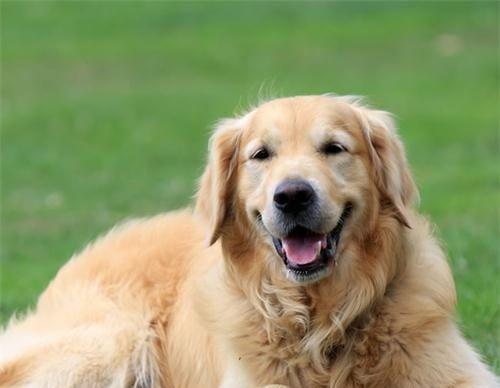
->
xmin=1 ymin=1 xmax=498 ymax=371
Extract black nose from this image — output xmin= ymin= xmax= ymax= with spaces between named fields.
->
xmin=273 ymin=179 xmax=315 ymax=214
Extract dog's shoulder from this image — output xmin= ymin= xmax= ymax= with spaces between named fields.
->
xmin=346 ymin=215 xmax=497 ymax=387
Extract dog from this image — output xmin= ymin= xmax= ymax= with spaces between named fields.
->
xmin=0 ymin=95 xmax=497 ymax=387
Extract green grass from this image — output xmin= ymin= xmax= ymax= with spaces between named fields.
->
xmin=1 ymin=1 xmax=498 ymax=373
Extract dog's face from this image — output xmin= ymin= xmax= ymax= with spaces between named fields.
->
xmin=197 ymin=95 xmax=416 ymax=285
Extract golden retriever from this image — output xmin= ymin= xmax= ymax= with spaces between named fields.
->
xmin=0 ymin=95 xmax=497 ymax=387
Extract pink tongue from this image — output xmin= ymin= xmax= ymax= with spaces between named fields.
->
xmin=282 ymin=234 xmax=327 ymax=265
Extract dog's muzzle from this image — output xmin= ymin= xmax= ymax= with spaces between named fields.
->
xmin=271 ymin=203 xmax=353 ymax=284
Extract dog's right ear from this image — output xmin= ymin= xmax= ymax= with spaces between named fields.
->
xmin=195 ymin=118 xmax=242 ymax=246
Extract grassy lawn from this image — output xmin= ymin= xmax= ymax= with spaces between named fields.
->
xmin=1 ymin=2 xmax=498 ymax=373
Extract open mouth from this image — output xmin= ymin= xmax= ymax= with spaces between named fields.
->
xmin=272 ymin=204 xmax=353 ymax=283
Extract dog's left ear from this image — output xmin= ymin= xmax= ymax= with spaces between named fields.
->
xmin=195 ymin=118 xmax=242 ymax=245
xmin=357 ymin=107 xmax=418 ymax=228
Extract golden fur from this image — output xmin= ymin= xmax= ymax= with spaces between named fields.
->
xmin=0 ymin=95 xmax=497 ymax=387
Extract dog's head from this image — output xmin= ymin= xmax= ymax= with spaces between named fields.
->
xmin=196 ymin=95 xmax=417 ymax=285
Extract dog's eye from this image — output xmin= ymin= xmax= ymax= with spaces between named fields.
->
xmin=321 ymin=142 xmax=346 ymax=155
xmin=251 ymin=147 xmax=271 ymax=161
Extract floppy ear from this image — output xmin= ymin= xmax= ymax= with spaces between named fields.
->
xmin=357 ymin=107 xmax=418 ymax=228
xmin=195 ymin=118 xmax=242 ymax=245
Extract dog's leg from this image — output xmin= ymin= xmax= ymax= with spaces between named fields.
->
xmin=0 ymin=301 xmax=162 ymax=387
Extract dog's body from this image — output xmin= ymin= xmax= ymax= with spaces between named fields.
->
xmin=0 ymin=95 xmax=497 ymax=387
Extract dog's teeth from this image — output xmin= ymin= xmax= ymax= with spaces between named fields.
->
xmin=321 ymin=235 xmax=328 ymax=249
